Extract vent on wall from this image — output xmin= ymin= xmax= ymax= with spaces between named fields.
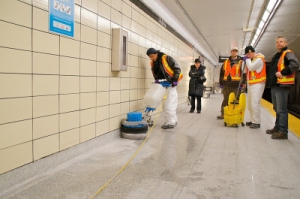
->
xmin=112 ymin=28 xmax=128 ymax=71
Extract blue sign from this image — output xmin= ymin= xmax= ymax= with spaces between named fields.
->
xmin=49 ymin=0 xmax=74 ymax=37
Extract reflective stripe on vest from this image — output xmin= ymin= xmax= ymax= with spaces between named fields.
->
xmin=223 ymin=59 xmax=242 ymax=81
xmin=247 ymin=54 xmax=266 ymax=85
xmin=277 ymin=50 xmax=295 ymax=85
xmin=150 ymin=55 xmax=183 ymax=81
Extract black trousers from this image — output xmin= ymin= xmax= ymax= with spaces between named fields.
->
xmin=190 ymin=96 xmax=202 ymax=111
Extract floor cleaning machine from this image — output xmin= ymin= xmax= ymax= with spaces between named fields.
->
xmin=121 ymin=81 xmax=170 ymax=140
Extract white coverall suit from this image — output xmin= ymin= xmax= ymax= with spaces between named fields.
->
xmin=163 ymin=86 xmax=178 ymax=125
xmin=244 ymin=54 xmax=266 ymax=124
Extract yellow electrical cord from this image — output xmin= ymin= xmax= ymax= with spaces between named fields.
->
xmin=89 ymin=110 xmax=161 ymax=199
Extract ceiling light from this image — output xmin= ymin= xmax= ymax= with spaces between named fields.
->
xmin=266 ymin=0 xmax=277 ymax=12
xmin=258 ymin=20 xmax=265 ymax=29
xmin=262 ymin=10 xmax=270 ymax=22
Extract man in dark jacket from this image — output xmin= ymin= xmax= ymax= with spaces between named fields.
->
xmin=217 ymin=47 xmax=245 ymax=119
xmin=266 ymin=35 xmax=300 ymax=139
xmin=146 ymin=48 xmax=183 ymax=129
xmin=188 ymin=58 xmax=206 ymax=113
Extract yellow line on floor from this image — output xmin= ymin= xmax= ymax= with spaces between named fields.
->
xmin=260 ymin=99 xmax=300 ymax=138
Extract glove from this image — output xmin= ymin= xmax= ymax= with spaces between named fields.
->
xmin=243 ymin=56 xmax=249 ymax=62
xmin=172 ymin=82 xmax=178 ymax=87
xmin=219 ymin=85 xmax=224 ymax=88
xmin=154 ymin=79 xmax=159 ymax=83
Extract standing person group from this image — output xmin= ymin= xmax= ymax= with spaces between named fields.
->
xmin=146 ymin=48 xmax=183 ymax=129
xmin=265 ymin=36 xmax=300 ymax=139
xmin=188 ymin=58 xmax=206 ymax=114
xmin=217 ymin=47 xmax=245 ymax=119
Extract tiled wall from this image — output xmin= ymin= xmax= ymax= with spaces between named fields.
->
xmin=0 ymin=0 xmax=212 ymax=174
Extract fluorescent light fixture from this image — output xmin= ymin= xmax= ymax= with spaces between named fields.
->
xmin=262 ymin=10 xmax=270 ymax=22
xmin=258 ymin=20 xmax=265 ymax=29
xmin=266 ymin=0 xmax=277 ymax=12
xmin=256 ymin=28 xmax=261 ymax=36
xmin=253 ymin=34 xmax=258 ymax=41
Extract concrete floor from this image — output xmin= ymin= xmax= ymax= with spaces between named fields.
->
xmin=1 ymin=93 xmax=300 ymax=199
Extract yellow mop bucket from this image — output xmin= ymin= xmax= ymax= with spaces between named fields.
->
xmin=224 ymin=92 xmax=246 ymax=127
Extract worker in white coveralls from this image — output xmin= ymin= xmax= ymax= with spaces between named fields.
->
xmin=243 ymin=46 xmax=266 ymax=129
xmin=146 ymin=48 xmax=183 ymax=129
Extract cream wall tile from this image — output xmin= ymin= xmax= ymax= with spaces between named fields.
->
xmin=60 ymin=111 xmax=80 ymax=132
xmin=0 ymin=0 xmax=31 ymax=27
xmin=96 ymin=119 xmax=109 ymax=136
xmin=33 ymin=75 xmax=59 ymax=95
xmin=33 ymin=7 xmax=48 ymax=32
xmin=81 ymin=42 xmax=97 ymax=61
xmin=110 ymin=77 xmax=120 ymax=90
xmin=139 ymin=37 xmax=146 ymax=47
xmin=122 ymin=15 xmax=131 ymax=30
xmin=97 ymin=32 xmax=111 ymax=48
xmin=75 ymin=5 xmax=81 ymax=23
xmin=130 ymin=78 xmax=138 ymax=89
xmin=81 ymin=8 xmax=97 ymax=29
xmin=81 ymin=25 xmax=97 ymax=45
xmin=60 ymin=76 xmax=80 ymax=94
xmin=82 ymin=0 xmax=98 ymax=13
xmin=111 ymin=0 xmax=121 ymax=11
xmin=137 ymin=78 xmax=145 ymax=89
xmin=130 ymin=32 xmax=139 ymax=44
xmin=0 ymin=120 xmax=32 ymax=150
xmin=139 ymin=14 xmax=146 ymax=28
xmin=0 ymin=98 xmax=32 ymax=124
xmin=122 ymin=1 xmax=131 ymax=18
xmin=33 ymin=134 xmax=59 ymax=161
xmin=0 ymin=74 xmax=31 ymax=98
xmin=60 ymin=94 xmax=79 ymax=113
xmin=121 ymin=90 xmax=129 ymax=102
xmin=96 ymin=105 xmax=109 ymax=121
xmin=121 ymin=78 xmax=130 ymax=89
xmin=110 ymin=104 xmax=120 ymax=117
xmin=80 ymin=77 xmax=96 ymax=92
xmin=33 ymin=95 xmax=59 ymax=118
xmin=97 ymin=92 xmax=109 ymax=106
xmin=80 ymin=92 xmax=96 ymax=109
xmin=80 ymin=60 xmax=97 ymax=76
xmin=130 ymin=56 xmax=138 ymax=67
xmin=33 ymin=30 xmax=59 ymax=55
xmin=137 ymin=88 xmax=145 ymax=99
xmin=129 ymin=100 xmax=138 ymax=112
xmin=80 ymin=123 xmax=95 ymax=142
xmin=80 ymin=108 xmax=96 ymax=126
xmin=75 ymin=0 xmax=82 ymax=5
xmin=111 ymin=8 xmax=121 ymax=25
xmin=98 ymin=1 xmax=110 ymax=20
xmin=97 ymin=47 xmax=111 ymax=62
xmin=97 ymin=62 xmax=110 ymax=77
xmin=109 ymin=116 xmax=120 ymax=131
xmin=60 ymin=57 xmax=80 ymax=76
xmin=129 ymin=43 xmax=138 ymax=55
xmin=33 ymin=0 xmax=48 ymax=10
xmin=20 ymin=0 xmax=32 ymax=4
xmin=0 ymin=48 xmax=31 ymax=73
xmin=74 ymin=23 xmax=81 ymax=41
xmin=33 ymin=115 xmax=59 ymax=139
xmin=33 ymin=53 xmax=59 ymax=74
xmin=60 ymin=128 xmax=80 ymax=151
xmin=131 ymin=8 xmax=139 ymax=23
xmin=0 ymin=21 xmax=31 ymax=51
xmin=120 ymin=102 xmax=129 ymax=115
xmin=110 ymin=91 xmax=120 ymax=104
xmin=60 ymin=37 xmax=80 ymax=58
xmin=130 ymin=89 xmax=138 ymax=101
xmin=98 ymin=17 xmax=111 ymax=35
xmin=97 ymin=77 xmax=109 ymax=91
xmin=0 ymin=142 xmax=32 ymax=174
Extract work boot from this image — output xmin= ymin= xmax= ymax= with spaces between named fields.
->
xmin=161 ymin=123 xmax=176 ymax=129
xmin=266 ymin=127 xmax=278 ymax=134
xmin=250 ymin=123 xmax=260 ymax=129
xmin=217 ymin=115 xmax=224 ymax=119
xmin=197 ymin=111 xmax=201 ymax=114
xmin=246 ymin=121 xmax=252 ymax=126
xmin=190 ymin=109 xmax=194 ymax=113
xmin=271 ymin=131 xmax=288 ymax=139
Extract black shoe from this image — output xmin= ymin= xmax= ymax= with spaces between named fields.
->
xmin=217 ymin=115 xmax=224 ymax=119
xmin=161 ymin=123 xmax=175 ymax=129
xmin=197 ymin=111 xmax=201 ymax=114
xmin=250 ymin=123 xmax=260 ymax=129
xmin=271 ymin=131 xmax=288 ymax=139
xmin=266 ymin=127 xmax=278 ymax=134
xmin=246 ymin=121 xmax=252 ymax=126
xmin=190 ymin=110 xmax=194 ymax=113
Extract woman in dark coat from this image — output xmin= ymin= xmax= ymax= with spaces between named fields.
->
xmin=188 ymin=59 xmax=206 ymax=113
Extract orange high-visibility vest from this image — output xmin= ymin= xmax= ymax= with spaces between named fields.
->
xmin=223 ymin=59 xmax=242 ymax=81
xmin=277 ymin=50 xmax=295 ymax=85
xmin=151 ymin=55 xmax=183 ymax=81
xmin=247 ymin=54 xmax=266 ymax=85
